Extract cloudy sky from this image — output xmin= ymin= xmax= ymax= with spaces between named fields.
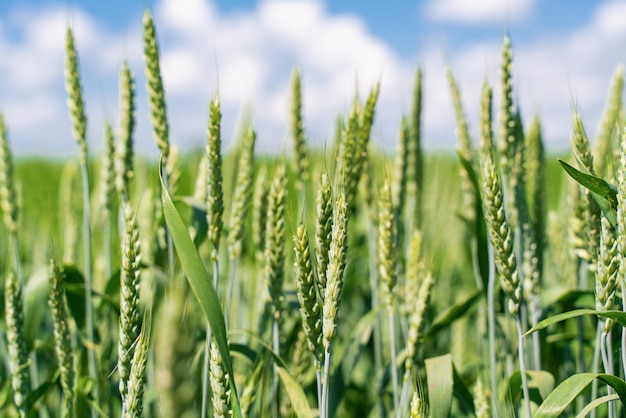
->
xmin=0 ymin=0 xmax=625 ymax=156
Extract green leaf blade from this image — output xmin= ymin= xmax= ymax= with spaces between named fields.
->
xmin=426 ymin=354 xmax=453 ymax=418
xmin=159 ymin=159 xmax=242 ymax=418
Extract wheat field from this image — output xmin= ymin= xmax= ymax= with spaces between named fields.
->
xmin=2 ymin=9 xmax=626 ymax=418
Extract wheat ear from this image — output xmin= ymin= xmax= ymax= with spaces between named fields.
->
xmin=5 ymin=270 xmax=29 ymax=417
xmin=409 ymin=68 xmax=423 ymax=229
xmin=116 ymin=61 xmax=136 ymax=199
xmin=49 ymin=260 xmax=75 ymax=418
xmin=315 ymin=172 xmax=333 ymax=295
xmin=209 ymin=340 xmax=232 ymax=418
xmin=123 ymin=325 xmax=150 ymax=418
xmin=293 ymin=222 xmax=324 ymax=408
xmin=118 ymin=204 xmax=142 ymax=405
xmin=321 ymin=193 xmax=348 ymax=418
xmin=617 ymin=127 xmax=626 ymax=380
xmin=142 ymin=10 xmax=169 ymax=159
xmin=291 ymin=67 xmax=309 ymax=190
xmin=202 ymin=95 xmax=225 ymax=417
xmin=479 ymin=81 xmax=530 ymax=418
xmin=228 ymin=127 xmax=256 ymax=260
xmin=64 ymin=28 xmax=97 ymax=407
xmin=0 ymin=113 xmax=19 ymax=235
xmin=265 ymin=163 xmax=288 ymax=325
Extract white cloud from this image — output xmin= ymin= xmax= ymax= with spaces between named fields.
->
xmin=0 ymin=0 xmax=624 ymax=157
xmin=150 ymin=0 xmax=411 ymax=153
xmin=426 ymin=0 xmax=535 ymax=24
xmin=421 ymin=0 xmax=626 ymax=152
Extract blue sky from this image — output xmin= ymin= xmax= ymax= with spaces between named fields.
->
xmin=0 ymin=0 xmax=625 ymax=156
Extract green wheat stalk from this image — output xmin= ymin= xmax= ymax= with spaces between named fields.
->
xmin=478 ymin=81 xmax=530 ymax=418
xmin=118 ymin=204 xmax=142 ymax=409
xmin=49 ymin=260 xmax=75 ymax=418
xmin=408 ymin=68 xmax=423 ymax=229
xmin=202 ymin=95 xmax=225 ymax=418
xmin=116 ymin=61 xmax=136 ymax=201
xmin=293 ymin=222 xmax=323 ymax=408
xmin=377 ymin=180 xmax=400 ymax=411
xmin=227 ymin=126 xmax=256 ymax=333
xmin=5 ymin=270 xmax=29 ymax=418
xmin=617 ymin=126 xmax=626 ymax=381
xmin=64 ymin=28 xmax=97 ymax=410
xmin=321 ymin=193 xmax=348 ymax=418
xmin=594 ymin=65 xmax=623 ymax=177
xmin=143 ymin=10 xmax=175 ymax=280
xmin=142 ymin=10 xmax=169 ymax=160
xmin=123 ymin=322 xmax=150 ymax=418
xmin=100 ymin=121 xmax=115 ymax=282
xmin=315 ymin=172 xmax=333 ymax=295
xmin=291 ymin=67 xmax=309 ymax=191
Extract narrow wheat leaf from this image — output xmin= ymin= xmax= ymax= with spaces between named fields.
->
xmin=525 ymin=309 xmax=626 ymax=336
xmin=276 ymin=367 xmax=315 ymax=418
xmin=26 ymin=369 xmax=60 ymax=410
xmin=427 ymin=289 xmax=482 ymax=337
xmin=456 ymin=150 xmax=479 ymax=190
xmin=339 ymin=308 xmax=378 ymax=380
xmin=575 ymin=394 xmax=620 ymax=418
xmin=535 ymin=373 xmax=626 ymax=418
xmin=426 ymin=354 xmax=453 ymax=418
xmin=60 ymin=264 xmax=87 ymax=329
xmin=159 ymin=158 xmax=242 ymax=418
xmin=507 ymin=370 xmax=555 ymax=404
xmin=542 ymin=288 xmax=594 ymax=309
xmin=23 ymin=267 xmax=51 ymax=346
xmin=558 ymin=159 xmax=617 ymax=226
xmin=231 ymin=330 xmax=314 ymax=418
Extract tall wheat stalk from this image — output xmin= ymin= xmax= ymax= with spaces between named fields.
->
xmin=615 ymin=127 xmax=626 ymax=391
xmin=118 ymin=204 xmax=142 ymax=413
xmin=321 ymin=193 xmax=348 ymax=418
xmin=294 ymin=222 xmax=323 ymax=409
xmin=479 ymin=80 xmax=530 ymax=418
xmin=227 ymin=126 xmax=256 ymax=330
xmin=378 ymin=180 xmax=400 ymax=412
xmin=100 ymin=121 xmax=115 ymax=282
xmin=290 ymin=67 xmax=309 ymax=195
xmin=64 ymin=28 xmax=97 ymax=413
xmin=143 ymin=10 xmax=175 ymax=277
xmin=202 ymin=96 xmax=224 ymax=418
xmin=5 ymin=270 xmax=29 ymax=418
xmin=49 ymin=260 xmax=75 ymax=418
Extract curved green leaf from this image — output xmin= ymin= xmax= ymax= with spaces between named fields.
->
xmin=576 ymin=394 xmax=619 ymax=418
xmin=159 ymin=159 xmax=242 ymax=418
xmin=507 ymin=370 xmax=555 ymax=404
xmin=535 ymin=373 xmax=626 ymax=418
xmin=427 ymin=289 xmax=483 ymax=337
xmin=453 ymin=365 xmax=476 ymax=415
xmin=276 ymin=367 xmax=315 ymax=418
xmin=525 ymin=309 xmax=626 ymax=336
xmin=426 ymin=354 xmax=453 ymax=418
xmin=542 ymin=287 xmax=594 ymax=309
xmin=231 ymin=330 xmax=314 ymax=418
xmin=558 ymin=159 xmax=617 ymax=226
xmin=61 ymin=264 xmax=87 ymax=330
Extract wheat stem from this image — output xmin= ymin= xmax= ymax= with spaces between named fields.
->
xmin=321 ymin=193 xmax=348 ymax=418
xmin=118 ymin=204 xmax=142 ymax=407
xmin=5 ymin=270 xmax=29 ymax=418
xmin=64 ymin=28 xmax=97 ymax=411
